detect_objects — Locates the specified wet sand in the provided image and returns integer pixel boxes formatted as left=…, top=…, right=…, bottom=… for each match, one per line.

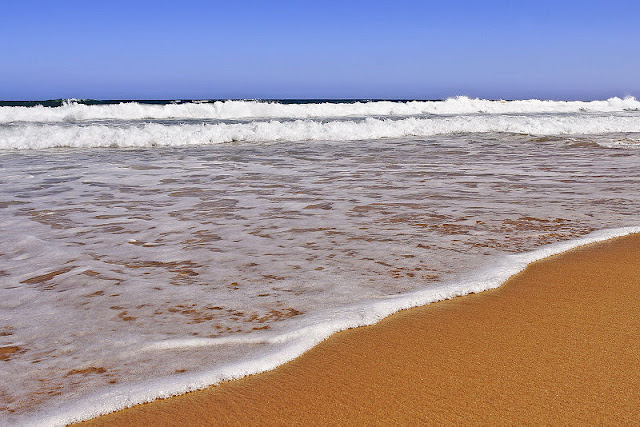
left=83, top=233, right=640, bottom=425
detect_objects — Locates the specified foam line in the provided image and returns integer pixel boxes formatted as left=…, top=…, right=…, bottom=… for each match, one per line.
left=2, top=114, right=640, bottom=150
left=1, top=97, right=638, bottom=124
left=18, top=226, right=640, bottom=427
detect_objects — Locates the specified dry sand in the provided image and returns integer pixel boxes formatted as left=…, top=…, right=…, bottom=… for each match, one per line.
left=83, top=233, right=640, bottom=425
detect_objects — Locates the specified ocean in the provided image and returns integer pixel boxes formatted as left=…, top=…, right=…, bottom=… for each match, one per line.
left=1, top=97, right=639, bottom=425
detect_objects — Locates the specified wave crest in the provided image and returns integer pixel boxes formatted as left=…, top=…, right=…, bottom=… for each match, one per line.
left=1, top=96, right=639, bottom=123
left=2, top=115, right=640, bottom=150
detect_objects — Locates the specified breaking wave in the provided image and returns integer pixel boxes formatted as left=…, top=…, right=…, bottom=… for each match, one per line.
left=2, top=114, right=640, bottom=150
left=1, top=96, right=639, bottom=123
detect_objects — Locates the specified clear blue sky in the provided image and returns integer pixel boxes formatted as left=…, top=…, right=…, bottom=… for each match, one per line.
left=1, top=0, right=638, bottom=100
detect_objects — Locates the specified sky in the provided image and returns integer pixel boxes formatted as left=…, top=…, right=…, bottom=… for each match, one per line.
left=1, top=0, right=639, bottom=100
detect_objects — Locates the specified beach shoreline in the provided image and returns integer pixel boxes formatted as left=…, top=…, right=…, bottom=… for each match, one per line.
left=80, top=233, right=640, bottom=425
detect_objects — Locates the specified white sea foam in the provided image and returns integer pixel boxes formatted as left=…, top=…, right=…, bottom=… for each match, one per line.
left=1, top=97, right=639, bottom=124
left=2, top=102, right=639, bottom=425
left=2, top=114, right=640, bottom=150
left=18, top=227, right=640, bottom=427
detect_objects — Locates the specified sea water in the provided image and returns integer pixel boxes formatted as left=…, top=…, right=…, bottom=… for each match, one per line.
left=1, top=97, right=639, bottom=425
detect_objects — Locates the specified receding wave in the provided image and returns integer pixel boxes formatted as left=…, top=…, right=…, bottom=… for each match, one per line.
left=2, top=114, right=640, bottom=150
left=18, top=227, right=640, bottom=426
left=1, top=96, right=639, bottom=123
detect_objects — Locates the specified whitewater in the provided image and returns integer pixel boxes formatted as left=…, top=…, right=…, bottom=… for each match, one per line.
left=2, top=97, right=640, bottom=150
left=1, top=98, right=639, bottom=425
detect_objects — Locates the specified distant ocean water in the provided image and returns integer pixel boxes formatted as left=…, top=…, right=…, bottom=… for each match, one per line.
left=1, top=97, right=639, bottom=425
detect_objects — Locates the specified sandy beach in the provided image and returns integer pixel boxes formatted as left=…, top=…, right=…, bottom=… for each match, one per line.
left=79, top=233, right=640, bottom=425
left=4, top=1, right=640, bottom=424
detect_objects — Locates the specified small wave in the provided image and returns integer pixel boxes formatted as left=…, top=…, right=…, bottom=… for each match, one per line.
left=17, top=226, right=640, bottom=427
left=1, top=96, right=639, bottom=124
left=2, top=115, right=640, bottom=150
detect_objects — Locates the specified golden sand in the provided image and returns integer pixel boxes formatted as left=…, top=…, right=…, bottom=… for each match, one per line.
left=83, top=234, right=640, bottom=425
